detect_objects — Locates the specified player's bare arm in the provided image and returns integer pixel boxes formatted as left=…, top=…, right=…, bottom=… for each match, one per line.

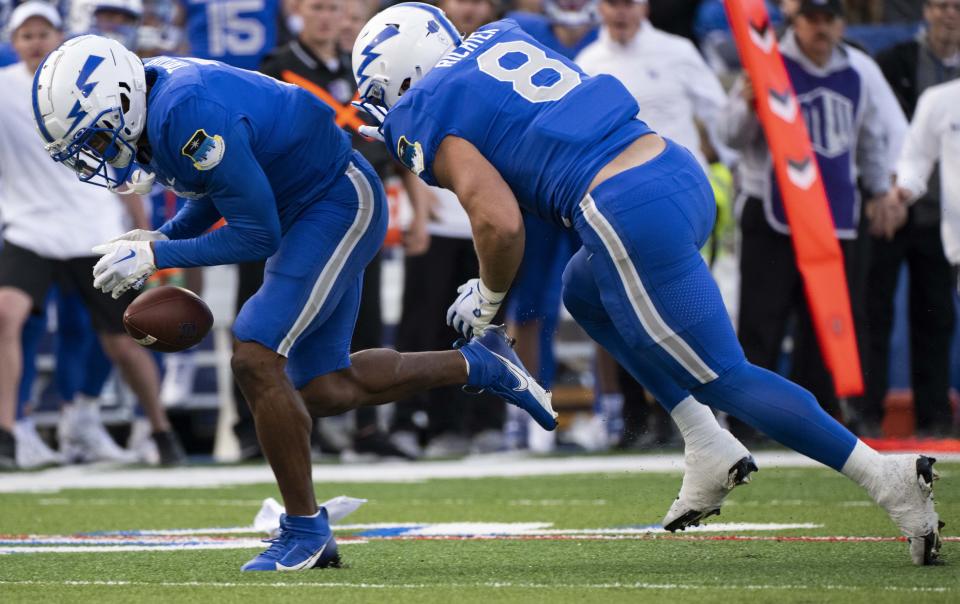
left=434, top=135, right=524, bottom=293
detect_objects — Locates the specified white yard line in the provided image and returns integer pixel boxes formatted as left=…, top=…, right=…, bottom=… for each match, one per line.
left=0, top=523, right=823, bottom=542
left=4, top=451, right=958, bottom=493
left=0, top=579, right=951, bottom=592
left=0, top=540, right=369, bottom=554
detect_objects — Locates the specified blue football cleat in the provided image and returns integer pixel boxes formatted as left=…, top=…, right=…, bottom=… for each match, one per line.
left=458, top=326, right=558, bottom=431
left=241, top=508, right=340, bottom=571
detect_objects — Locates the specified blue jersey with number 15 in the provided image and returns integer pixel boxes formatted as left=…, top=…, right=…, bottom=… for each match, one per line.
left=183, top=0, right=279, bottom=70
left=382, top=19, right=653, bottom=225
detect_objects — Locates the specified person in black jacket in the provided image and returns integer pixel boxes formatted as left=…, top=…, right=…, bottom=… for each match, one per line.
left=867, top=0, right=960, bottom=437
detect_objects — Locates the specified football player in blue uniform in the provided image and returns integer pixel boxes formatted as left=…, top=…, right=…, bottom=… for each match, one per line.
left=176, top=0, right=281, bottom=70
left=509, top=0, right=600, bottom=58
left=33, top=34, right=556, bottom=571
left=352, top=3, right=943, bottom=565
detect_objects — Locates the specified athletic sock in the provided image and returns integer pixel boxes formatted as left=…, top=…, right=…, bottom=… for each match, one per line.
left=840, top=439, right=884, bottom=492
left=670, top=395, right=722, bottom=449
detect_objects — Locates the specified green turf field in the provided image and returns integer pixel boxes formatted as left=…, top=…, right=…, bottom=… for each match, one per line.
left=0, top=461, right=956, bottom=603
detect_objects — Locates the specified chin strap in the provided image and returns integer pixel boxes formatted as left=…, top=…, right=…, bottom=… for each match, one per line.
left=111, top=167, right=156, bottom=195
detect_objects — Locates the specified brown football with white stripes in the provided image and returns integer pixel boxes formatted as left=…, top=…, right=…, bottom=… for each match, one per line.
left=122, top=286, right=213, bottom=353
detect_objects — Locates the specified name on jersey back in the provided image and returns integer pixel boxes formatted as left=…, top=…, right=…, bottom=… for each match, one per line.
left=436, top=29, right=500, bottom=68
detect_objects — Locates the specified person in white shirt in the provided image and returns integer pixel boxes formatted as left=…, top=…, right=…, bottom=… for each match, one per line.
left=0, top=2, right=182, bottom=469
left=576, top=0, right=729, bottom=169
left=894, top=78, right=960, bottom=274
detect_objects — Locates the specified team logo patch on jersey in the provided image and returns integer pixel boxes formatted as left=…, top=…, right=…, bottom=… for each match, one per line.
left=181, top=129, right=226, bottom=171
left=397, top=136, right=425, bottom=176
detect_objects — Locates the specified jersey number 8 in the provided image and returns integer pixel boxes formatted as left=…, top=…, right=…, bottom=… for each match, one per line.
left=477, top=40, right=581, bottom=103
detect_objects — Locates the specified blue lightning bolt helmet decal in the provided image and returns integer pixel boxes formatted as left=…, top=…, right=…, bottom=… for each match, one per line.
left=356, top=25, right=400, bottom=91
left=64, top=55, right=105, bottom=136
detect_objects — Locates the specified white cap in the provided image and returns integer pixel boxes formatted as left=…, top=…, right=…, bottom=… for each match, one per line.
left=93, top=0, right=144, bottom=19
left=7, top=1, right=63, bottom=36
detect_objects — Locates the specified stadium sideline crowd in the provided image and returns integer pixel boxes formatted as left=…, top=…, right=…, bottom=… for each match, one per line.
left=1, top=0, right=958, bottom=471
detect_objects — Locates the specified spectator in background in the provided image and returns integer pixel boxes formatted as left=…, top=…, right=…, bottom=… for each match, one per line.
left=339, top=0, right=378, bottom=51
left=894, top=81, right=960, bottom=351
left=138, top=0, right=182, bottom=55
left=0, top=2, right=182, bottom=469
left=86, top=0, right=141, bottom=47
left=718, top=0, right=905, bottom=437
left=258, top=0, right=408, bottom=460
left=9, top=0, right=184, bottom=468
left=866, top=0, right=960, bottom=438
left=510, top=0, right=597, bottom=51
left=578, top=0, right=728, bottom=170
left=390, top=0, right=505, bottom=459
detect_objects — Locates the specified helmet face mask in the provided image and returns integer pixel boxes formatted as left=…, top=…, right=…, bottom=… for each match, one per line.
left=352, top=3, right=462, bottom=114
left=50, top=107, right=138, bottom=188
left=32, top=35, right=147, bottom=191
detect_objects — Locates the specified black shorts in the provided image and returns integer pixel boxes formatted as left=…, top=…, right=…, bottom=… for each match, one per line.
left=0, top=240, right=134, bottom=334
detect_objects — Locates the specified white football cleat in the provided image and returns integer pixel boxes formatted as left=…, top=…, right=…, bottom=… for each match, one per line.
left=869, top=455, right=942, bottom=566
left=58, top=400, right=136, bottom=464
left=663, top=429, right=757, bottom=532
left=14, top=417, right=64, bottom=469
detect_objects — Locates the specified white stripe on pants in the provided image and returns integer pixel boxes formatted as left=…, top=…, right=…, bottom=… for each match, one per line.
left=277, top=163, right=376, bottom=356
left=578, top=193, right=718, bottom=384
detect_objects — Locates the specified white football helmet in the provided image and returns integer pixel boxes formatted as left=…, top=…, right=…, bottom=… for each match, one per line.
left=352, top=2, right=462, bottom=114
left=32, top=34, right=147, bottom=189
left=544, top=0, right=599, bottom=27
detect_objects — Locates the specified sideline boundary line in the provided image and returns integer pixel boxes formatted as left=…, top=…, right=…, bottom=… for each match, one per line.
left=3, top=452, right=958, bottom=493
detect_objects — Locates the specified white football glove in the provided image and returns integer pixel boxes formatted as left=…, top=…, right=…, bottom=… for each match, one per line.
left=107, top=229, right=169, bottom=243
left=92, top=240, right=158, bottom=299
left=111, top=167, right=156, bottom=195
left=446, top=278, right=506, bottom=339
left=358, top=125, right=385, bottom=143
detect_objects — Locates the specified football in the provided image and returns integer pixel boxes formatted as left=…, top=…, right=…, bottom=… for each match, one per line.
left=122, top=286, right=214, bottom=353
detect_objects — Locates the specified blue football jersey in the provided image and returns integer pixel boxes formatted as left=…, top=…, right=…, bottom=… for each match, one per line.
left=506, top=11, right=598, bottom=59
left=382, top=19, right=652, bottom=225
left=143, top=56, right=352, bottom=267
left=0, top=43, right=16, bottom=68
left=181, top=0, right=279, bottom=70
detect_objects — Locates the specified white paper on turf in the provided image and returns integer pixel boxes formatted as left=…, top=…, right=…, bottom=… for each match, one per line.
left=253, top=495, right=368, bottom=537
